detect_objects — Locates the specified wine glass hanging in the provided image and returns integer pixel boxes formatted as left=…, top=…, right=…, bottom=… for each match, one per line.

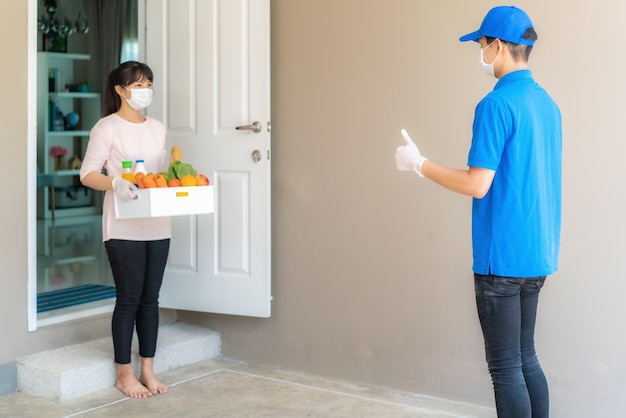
left=38, top=0, right=89, bottom=52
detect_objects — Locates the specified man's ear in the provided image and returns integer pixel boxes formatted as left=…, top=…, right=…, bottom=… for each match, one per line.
left=496, top=38, right=506, bottom=54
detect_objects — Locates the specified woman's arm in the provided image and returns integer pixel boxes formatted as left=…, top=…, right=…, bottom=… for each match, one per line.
left=81, top=170, right=114, bottom=191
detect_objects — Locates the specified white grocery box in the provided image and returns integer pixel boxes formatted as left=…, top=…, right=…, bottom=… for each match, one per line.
left=114, top=186, right=214, bottom=219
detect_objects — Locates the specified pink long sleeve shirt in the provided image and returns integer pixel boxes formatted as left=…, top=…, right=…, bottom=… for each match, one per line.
left=80, top=113, right=171, bottom=242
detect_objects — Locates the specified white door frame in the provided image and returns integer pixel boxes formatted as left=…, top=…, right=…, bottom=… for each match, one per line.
left=26, top=0, right=148, bottom=331
left=27, top=0, right=38, bottom=332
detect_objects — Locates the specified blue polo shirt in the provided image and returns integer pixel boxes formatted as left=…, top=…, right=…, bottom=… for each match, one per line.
left=468, top=70, right=562, bottom=277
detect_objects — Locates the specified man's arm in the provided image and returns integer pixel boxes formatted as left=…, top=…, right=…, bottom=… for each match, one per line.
left=395, top=129, right=495, bottom=199
left=421, top=161, right=495, bottom=199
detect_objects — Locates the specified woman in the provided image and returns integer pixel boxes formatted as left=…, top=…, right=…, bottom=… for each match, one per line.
left=80, top=61, right=170, bottom=399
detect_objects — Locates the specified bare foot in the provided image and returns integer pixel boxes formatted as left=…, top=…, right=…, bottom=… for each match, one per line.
left=140, top=370, right=168, bottom=395
left=116, top=364, right=153, bottom=399
left=140, top=357, right=168, bottom=395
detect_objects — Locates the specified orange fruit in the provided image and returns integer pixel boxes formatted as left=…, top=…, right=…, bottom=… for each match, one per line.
left=180, top=174, right=197, bottom=186
left=155, top=174, right=168, bottom=187
left=134, top=172, right=145, bottom=189
left=167, top=178, right=181, bottom=187
left=143, top=173, right=157, bottom=188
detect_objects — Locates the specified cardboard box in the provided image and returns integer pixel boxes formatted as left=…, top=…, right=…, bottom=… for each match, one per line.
left=114, top=186, right=214, bottom=219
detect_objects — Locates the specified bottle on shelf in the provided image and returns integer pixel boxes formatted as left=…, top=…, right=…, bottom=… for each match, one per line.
left=121, top=161, right=135, bottom=183
left=134, top=159, right=147, bottom=175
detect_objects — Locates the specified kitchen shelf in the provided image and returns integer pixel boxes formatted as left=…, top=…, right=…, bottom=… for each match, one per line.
left=37, top=51, right=102, bottom=220
left=53, top=170, right=81, bottom=177
left=36, top=54, right=112, bottom=310
left=50, top=92, right=101, bottom=99
left=47, top=130, right=90, bottom=137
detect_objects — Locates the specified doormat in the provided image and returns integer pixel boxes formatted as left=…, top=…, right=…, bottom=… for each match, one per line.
left=37, top=284, right=116, bottom=313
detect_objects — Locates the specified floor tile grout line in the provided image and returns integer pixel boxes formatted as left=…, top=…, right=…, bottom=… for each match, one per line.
left=62, top=398, right=128, bottom=418
left=168, top=368, right=229, bottom=388
left=62, top=369, right=228, bottom=418
left=225, top=370, right=467, bottom=418
left=62, top=366, right=486, bottom=418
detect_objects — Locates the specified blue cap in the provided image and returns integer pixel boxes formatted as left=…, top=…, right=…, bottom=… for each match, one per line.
left=459, top=6, right=535, bottom=46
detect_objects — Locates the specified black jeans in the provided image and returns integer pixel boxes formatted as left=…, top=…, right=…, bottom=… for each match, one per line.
left=474, top=274, right=549, bottom=418
left=105, top=239, right=170, bottom=364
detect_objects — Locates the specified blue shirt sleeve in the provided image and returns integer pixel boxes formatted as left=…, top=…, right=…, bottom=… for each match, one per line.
left=467, top=96, right=510, bottom=171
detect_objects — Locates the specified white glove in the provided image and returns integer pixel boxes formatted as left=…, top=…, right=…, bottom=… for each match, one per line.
left=395, top=129, right=427, bottom=177
left=112, top=177, right=137, bottom=201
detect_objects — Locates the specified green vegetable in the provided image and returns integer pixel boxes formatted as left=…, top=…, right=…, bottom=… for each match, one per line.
left=168, top=160, right=197, bottom=180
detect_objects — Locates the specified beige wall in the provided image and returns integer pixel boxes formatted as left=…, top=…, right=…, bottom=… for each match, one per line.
left=184, top=1, right=626, bottom=415
left=1, top=0, right=30, bottom=362
left=0, top=0, right=112, bottom=367
left=3, top=0, right=626, bottom=415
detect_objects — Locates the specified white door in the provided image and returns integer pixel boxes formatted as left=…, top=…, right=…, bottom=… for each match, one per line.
left=145, top=0, right=271, bottom=317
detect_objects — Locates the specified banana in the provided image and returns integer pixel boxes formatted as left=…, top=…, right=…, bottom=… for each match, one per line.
left=170, top=145, right=182, bottom=164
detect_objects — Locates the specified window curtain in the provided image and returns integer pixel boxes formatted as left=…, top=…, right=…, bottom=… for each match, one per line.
left=121, top=0, right=139, bottom=63
left=94, top=0, right=129, bottom=107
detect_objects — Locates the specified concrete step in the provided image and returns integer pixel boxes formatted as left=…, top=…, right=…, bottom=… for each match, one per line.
left=16, top=322, right=220, bottom=401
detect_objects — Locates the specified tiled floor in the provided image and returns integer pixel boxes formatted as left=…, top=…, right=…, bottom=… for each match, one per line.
left=0, top=358, right=496, bottom=417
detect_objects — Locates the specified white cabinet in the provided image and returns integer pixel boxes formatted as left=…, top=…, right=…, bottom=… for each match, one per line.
left=37, top=52, right=102, bottom=220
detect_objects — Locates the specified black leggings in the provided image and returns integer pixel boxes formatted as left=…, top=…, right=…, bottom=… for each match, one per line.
left=104, top=239, right=170, bottom=364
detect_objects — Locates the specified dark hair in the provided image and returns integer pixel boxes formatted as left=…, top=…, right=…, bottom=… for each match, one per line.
left=486, top=28, right=537, bottom=62
left=103, top=61, right=154, bottom=116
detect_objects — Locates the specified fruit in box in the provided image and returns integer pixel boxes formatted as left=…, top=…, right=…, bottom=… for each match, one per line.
left=130, top=145, right=210, bottom=188
left=196, top=174, right=209, bottom=186
left=166, top=145, right=209, bottom=186
left=155, top=174, right=168, bottom=187
left=180, top=175, right=197, bottom=187
left=168, top=160, right=197, bottom=181
left=115, top=145, right=213, bottom=219
left=170, top=145, right=182, bottom=164
left=142, top=173, right=157, bottom=188
left=134, top=172, right=145, bottom=188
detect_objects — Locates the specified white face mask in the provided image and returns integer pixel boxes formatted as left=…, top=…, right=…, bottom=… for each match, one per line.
left=480, top=41, right=500, bottom=77
left=125, top=88, right=153, bottom=110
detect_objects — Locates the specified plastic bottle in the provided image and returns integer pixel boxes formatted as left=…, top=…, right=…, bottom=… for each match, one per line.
left=134, top=159, right=147, bottom=175
left=121, top=161, right=135, bottom=183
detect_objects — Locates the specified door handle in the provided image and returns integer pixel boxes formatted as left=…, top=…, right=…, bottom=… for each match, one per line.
left=236, top=121, right=262, bottom=133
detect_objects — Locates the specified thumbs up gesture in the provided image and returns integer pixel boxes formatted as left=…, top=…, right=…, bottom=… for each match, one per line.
left=395, top=129, right=427, bottom=177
